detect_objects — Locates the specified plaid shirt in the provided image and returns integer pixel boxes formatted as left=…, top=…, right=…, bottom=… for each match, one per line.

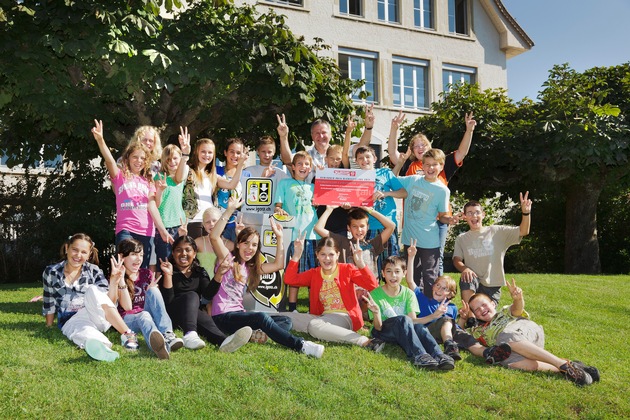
left=42, top=261, right=109, bottom=317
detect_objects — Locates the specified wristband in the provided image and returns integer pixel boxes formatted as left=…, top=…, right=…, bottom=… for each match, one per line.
left=366, top=127, right=373, bottom=130
left=522, top=212, right=530, bottom=216
left=118, top=285, right=127, bottom=290
left=182, top=153, right=190, bottom=156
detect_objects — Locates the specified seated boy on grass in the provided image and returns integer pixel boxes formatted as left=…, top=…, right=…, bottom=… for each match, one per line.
left=363, top=256, right=455, bottom=370
left=458, top=278, right=600, bottom=386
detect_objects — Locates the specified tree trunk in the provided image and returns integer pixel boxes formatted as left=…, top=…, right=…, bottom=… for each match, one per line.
left=564, top=180, right=604, bottom=273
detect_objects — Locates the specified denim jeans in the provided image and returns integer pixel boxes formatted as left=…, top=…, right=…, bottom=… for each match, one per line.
left=123, top=287, right=173, bottom=351
left=154, top=226, right=180, bottom=270
left=213, top=311, right=303, bottom=352
left=115, top=230, right=153, bottom=269
left=371, top=315, right=442, bottom=360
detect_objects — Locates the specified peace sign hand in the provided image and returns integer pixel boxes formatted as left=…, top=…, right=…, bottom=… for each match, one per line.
left=155, top=172, right=168, bottom=193
left=346, top=114, right=357, bottom=133
left=350, top=239, right=365, bottom=268
left=159, top=258, right=173, bottom=276
left=362, top=293, right=380, bottom=313
left=364, top=103, right=375, bottom=129
left=390, top=110, right=406, bottom=130
left=91, top=119, right=105, bottom=143
left=276, top=114, right=289, bottom=138
left=465, top=112, right=477, bottom=131
left=507, top=277, right=522, bottom=300
left=459, top=300, right=471, bottom=320
left=109, top=254, right=125, bottom=285
left=291, top=231, right=306, bottom=262
left=407, top=238, right=417, bottom=259
left=178, top=126, right=191, bottom=155
left=520, top=191, right=532, bottom=214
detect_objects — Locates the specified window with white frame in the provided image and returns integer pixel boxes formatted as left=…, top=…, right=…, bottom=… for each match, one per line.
left=265, top=0, right=303, bottom=6
left=340, top=0, right=362, bottom=16
left=448, top=0, right=468, bottom=35
left=413, top=0, right=433, bottom=29
left=377, top=0, right=399, bottom=23
left=393, top=57, right=429, bottom=110
left=338, top=48, right=378, bottom=103
left=442, top=64, right=476, bottom=92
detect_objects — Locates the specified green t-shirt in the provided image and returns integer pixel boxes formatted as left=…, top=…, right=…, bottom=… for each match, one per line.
left=369, top=286, right=419, bottom=322
left=154, top=172, right=186, bottom=228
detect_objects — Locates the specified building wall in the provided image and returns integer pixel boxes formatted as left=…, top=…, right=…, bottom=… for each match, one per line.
left=240, top=0, right=530, bottom=142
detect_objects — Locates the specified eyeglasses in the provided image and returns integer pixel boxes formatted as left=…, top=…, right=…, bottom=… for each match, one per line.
left=465, top=211, right=483, bottom=217
left=433, top=284, right=450, bottom=293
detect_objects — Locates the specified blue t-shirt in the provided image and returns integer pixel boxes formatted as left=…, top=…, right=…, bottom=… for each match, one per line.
left=370, top=167, right=403, bottom=230
left=414, top=287, right=458, bottom=325
left=274, top=178, right=319, bottom=240
left=397, top=175, right=449, bottom=248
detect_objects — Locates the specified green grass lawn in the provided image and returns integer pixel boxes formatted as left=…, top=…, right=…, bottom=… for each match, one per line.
left=1, top=274, right=628, bottom=419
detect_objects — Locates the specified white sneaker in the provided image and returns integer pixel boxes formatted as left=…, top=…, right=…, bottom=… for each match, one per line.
left=219, top=326, right=253, bottom=353
left=164, top=331, right=184, bottom=353
left=84, top=339, right=119, bottom=362
left=301, top=340, right=324, bottom=358
left=183, top=331, right=206, bottom=350
left=149, top=331, right=170, bottom=360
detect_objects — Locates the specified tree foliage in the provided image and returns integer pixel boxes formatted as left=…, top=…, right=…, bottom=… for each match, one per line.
left=0, top=0, right=359, bottom=280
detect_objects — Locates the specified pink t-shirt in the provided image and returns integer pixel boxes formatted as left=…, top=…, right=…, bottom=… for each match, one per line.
left=111, top=171, right=156, bottom=236
left=211, top=263, right=248, bottom=316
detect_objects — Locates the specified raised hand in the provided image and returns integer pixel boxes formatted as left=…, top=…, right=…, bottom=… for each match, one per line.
left=350, top=239, right=364, bottom=267
left=148, top=273, right=162, bottom=289
left=215, top=253, right=234, bottom=279
left=235, top=213, right=245, bottom=237
left=155, top=172, right=167, bottom=193
left=237, top=147, right=250, bottom=166
left=407, top=238, right=417, bottom=260
left=177, top=217, right=188, bottom=238
left=507, top=277, right=523, bottom=300
left=227, top=195, right=244, bottom=211
left=109, top=254, right=125, bottom=285
left=465, top=112, right=477, bottom=132
left=91, top=119, right=105, bottom=143
left=390, top=110, right=406, bottom=131
left=364, top=103, right=375, bottom=129
left=274, top=206, right=289, bottom=216
left=269, top=217, right=283, bottom=240
left=178, top=126, right=191, bottom=155
left=160, top=258, right=173, bottom=276
left=346, top=114, right=357, bottom=133
left=276, top=114, right=289, bottom=138
left=435, top=299, right=448, bottom=317
left=262, top=163, right=277, bottom=178
left=291, top=231, right=306, bottom=261
left=459, top=300, right=471, bottom=320
left=362, top=293, right=380, bottom=313
left=520, top=191, right=532, bottom=214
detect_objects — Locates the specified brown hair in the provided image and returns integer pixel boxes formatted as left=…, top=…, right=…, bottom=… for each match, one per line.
left=422, top=148, right=446, bottom=165
left=292, top=151, right=313, bottom=167
left=159, top=144, right=182, bottom=174
left=382, top=255, right=406, bottom=271
left=60, top=233, right=99, bottom=266
left=354, top=145, right=376, bottom=160
left=257, top=136, right=276, bottom=149
left=232, top=227, right=263, bottom=292
left=463, top=200, right=483, bottom=213
left=409, top=133, right=432, bottom=162
left=347, top=208, right=369, bottom=223
left=116, top=238, right=145, bottom=301
left=189, top=138, right=218, bottom=188
left=434, top=275, right=457, bottom=299
left=315, top=236, right=340, bottom=254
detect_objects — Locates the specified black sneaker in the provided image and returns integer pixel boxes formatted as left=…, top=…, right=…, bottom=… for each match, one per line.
left=483, top=343, right=512, bottom=365
left=434, top=353, right=455, bottom=371
left=413, top=353, right=439, bottom=370
left=573, top=360, right=600, bottom=383
left=444, top=339, right=462, bottom=361
left=365, top=338, right=386, bottom=353
left=560, top=361, right=593, bottom=386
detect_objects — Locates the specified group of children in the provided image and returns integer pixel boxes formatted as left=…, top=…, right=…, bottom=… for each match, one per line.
left=41, top=112, right=599, bottom=386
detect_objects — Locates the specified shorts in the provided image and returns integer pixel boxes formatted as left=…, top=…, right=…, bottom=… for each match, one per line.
left=496, top=319, right=545, bottom=367
left=426, top=316, right=456, bottom=343
left=459, top=278, right=502, bottom=303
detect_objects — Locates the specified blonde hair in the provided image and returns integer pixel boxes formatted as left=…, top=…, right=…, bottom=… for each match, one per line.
left=409, top=134, right=432, bottom=162
left=327, top=144, right=343, bottom=156
left=120, top=142, right=152, bottom=181
left=132, top=126, right=162, bottom=163
left=422, top=148, right=446, bottom=165
left=159, top=144, right=182, bottom=174
left=435, top=275, right=457, bottom=299
left=202, top=206, right=222, bottom=223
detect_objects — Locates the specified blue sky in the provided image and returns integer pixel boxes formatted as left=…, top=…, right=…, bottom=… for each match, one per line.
left=503, top=0, right=630, bottom=102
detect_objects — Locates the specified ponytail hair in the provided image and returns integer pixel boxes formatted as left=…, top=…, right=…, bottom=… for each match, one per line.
left=60, top=233, right=99, bottom=265
left=116, top=238, right=144, bottom=301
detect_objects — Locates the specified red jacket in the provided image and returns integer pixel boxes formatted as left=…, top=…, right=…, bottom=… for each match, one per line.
left=284, top=261, right=378, bottom=331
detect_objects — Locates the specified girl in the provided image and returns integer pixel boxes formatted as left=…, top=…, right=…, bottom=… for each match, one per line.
left=116, top=238, right=184, bottom=359
left=160, top=236, right=252, bottom=352
left=42, top=233, right=139, bottom=361
left=283, top=236, right=383, bottom=351
left=274, top=151, right=320, bottom=312
left=216, top=138, right=247, bottom=242
left=210, top=197, right=324, bottom=358
left=153, top=127, right=192, bottom=269
left=130, top=125, right=163, bottom=176
left=186, top=138, right=247, bottom=239
left=91, top=120, right=172, bottom=268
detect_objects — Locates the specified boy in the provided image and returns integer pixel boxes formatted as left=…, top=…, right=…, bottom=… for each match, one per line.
left=355, top=145, right=407, bottom=273
left=459, top=279, right=599, bottom=386
left=364, top=256, right=455, bottom=370
left=274, top=151, right=320, bottom=312
left=314, top=205, right=395, bottom=276
left=453, top=192, right=531, bottom=304
left=241, top=136, right=289, bottom=215
left=397, top=149, right=456, bottom=297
